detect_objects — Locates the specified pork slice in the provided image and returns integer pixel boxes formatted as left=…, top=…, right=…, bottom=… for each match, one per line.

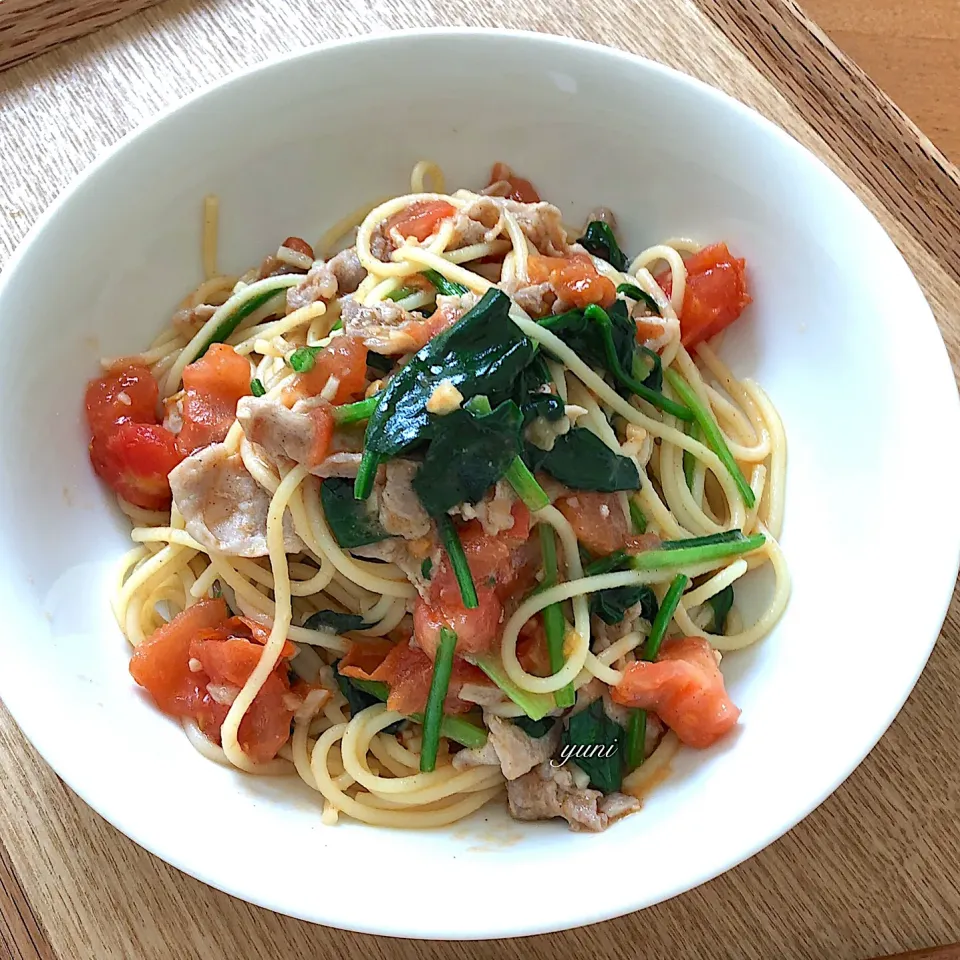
left=435, top=291, right=479, bottom=321
left=340, top=299, right=423, bottom=355
left=499, top=278, right=556, bottom=318
left=450, top=480, right=516, bottom=536
left=285, top=246, right=367, bottom=313
left=460, top=196, right=569, bottom=257
left=598, top=792, right=641, bottom=822
left=506, top=761, right=610, bottom=832
left=378, top=460, right=431, bottom=540
left=169, top=442, right=302, bottom=557
left=350, top=536, right=438, bottom=599
left=453, top=715, right=561, bottom=781
left=327, top=247, right=366, bottom=295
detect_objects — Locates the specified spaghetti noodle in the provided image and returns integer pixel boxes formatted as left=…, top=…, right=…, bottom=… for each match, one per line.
left=84, top=161, right=789, bottom=831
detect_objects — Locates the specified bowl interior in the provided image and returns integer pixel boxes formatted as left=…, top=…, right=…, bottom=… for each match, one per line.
left=0, top=31, right=957, bottom=938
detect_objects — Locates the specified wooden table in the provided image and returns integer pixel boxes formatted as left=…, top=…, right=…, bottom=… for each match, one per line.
left=1, top=2, right=958, bottom=959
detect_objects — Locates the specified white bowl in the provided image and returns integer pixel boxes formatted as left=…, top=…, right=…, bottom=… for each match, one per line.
left=0, top=29, right=957, bottom=939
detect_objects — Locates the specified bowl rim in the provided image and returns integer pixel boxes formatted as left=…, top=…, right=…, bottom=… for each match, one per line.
left=1, top=26, right=958, bottom=938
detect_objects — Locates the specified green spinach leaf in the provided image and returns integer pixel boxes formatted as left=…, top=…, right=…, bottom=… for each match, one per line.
left=333, top=663, right=403, bottom=733
left=591, top=584, right=658, bottom=626
left=320, top=477, right=391, bottom=548
left=577, top=221, right=628, bottom=272
left=707, top=584, right=734, bottom=634
left=356, top=290, right=536, bottom=497
left=412, top=399, right=523, bottom=517
left=512, top=716, right=557, bottom=738
left=561, top=700, right=624, bottom=792
left=525, top=428, right=640, bottom=492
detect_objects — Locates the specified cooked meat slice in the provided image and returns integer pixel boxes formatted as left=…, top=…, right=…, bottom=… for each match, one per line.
left=506, top=761, right=610, bottom=831
left=453, top=715, right=561, bottom=780
left=459, top=196, right=569, bottom=257
left=378, top=460, right=431, bottom=540
left=169, top=442, right=302, bottom=557
left=499, top=277, right=556, bottom=318
left=447, top=211, right=490, bottom=248
left=435, top=291, right=479, bottom=320
left=340, top=299, right=424, bottom=355
left=172, top=303, right=216, bottom=337
left=326, top=247, right=366, bottom=295
left=351, top=537, right=438, bottom=598
left=598, top=792, right=641, bottom=822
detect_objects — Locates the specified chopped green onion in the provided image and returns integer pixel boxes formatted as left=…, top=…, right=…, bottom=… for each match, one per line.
left=438, top=515, right=478, bottom=609
left=250, top=378, right=266, bottom=398
left=465, top=395, right=549, bottom=511
left=540, top=524, right=575, bottom=709
left=629, top=531, right=765, bottom=571
left=289, top=345, right=322, bottom=372
left=420, top=626, right=457, bottom=772
left=582, top=305, right=693, bottom=421
left=629, top=498, right=647, bottom=534
left=194, top=275, right=299, bottom=358
left=334, top=394, right=381, bottom=425
left=350, top=674, right=487, bottom=748
left=384, top=285, right=417, bottom=302
left=471, top=653, right=555, bottom=721
left=624, top=708, right=646, bottom=770
left=422, top=269, right=469, bottom=297
left=616, top=282, right=662, bottom=316
left=664, top=368, right=756, bottom=508
left=644, top=573, right=688, bottom=661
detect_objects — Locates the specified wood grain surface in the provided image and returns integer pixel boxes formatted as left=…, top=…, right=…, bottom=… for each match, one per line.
left=0, top=1, right=958, bottom=959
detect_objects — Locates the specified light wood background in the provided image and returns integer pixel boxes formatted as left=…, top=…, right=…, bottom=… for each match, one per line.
left=0, top=1, right=959, bottom=959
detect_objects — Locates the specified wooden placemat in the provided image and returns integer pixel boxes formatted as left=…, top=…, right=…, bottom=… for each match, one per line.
left=0, top=1, right=958, bottom=958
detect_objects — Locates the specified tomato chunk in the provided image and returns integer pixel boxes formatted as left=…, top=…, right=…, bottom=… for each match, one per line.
left=339, top=637, right=487, bottom=715
left=90, top=421, right=183, bottom=509
left=611, top=636, right=741, bottom=748
left=294, top=335, right=368, bottom=404
left=385, top=200, right=456, bottom=244
left=85, top=363, right=158, bottom=435
left=528, top=253, right=615, bottom=310
left=129, top=599, right=296, bottom=764
left=489, top=162, right=541, bottom=203
left=659, top=242, right=750, bottom=349
left=178, top=343, right=251, bottom=455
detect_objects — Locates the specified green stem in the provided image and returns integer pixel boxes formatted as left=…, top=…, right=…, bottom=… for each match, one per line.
left=471, top=654, right=555, bottom=721
left=664, top=368, right=756, bottom=508
left=584, top=549, right=629, bottom=577
left=661, top=530, right=748, bottom=550
left=644, top=573, right=688, bottom=661
left=422, top=269, right=469, bottom=297
left=384, top=285, right=417, bottom=302
left=540, top=524, right=575, bottom=708
left=616, top=282, right=662, bottom=317
left=419, top=627, right=457, bottom=772
left=624, top=708, right=647, bottom=770
left=334, top=394, right=381, bottom=425
left=581, top=305, right=694, bottom=421
left=250, top=378, right=266, bottom=398
left=629, top=497, right=647, bottom=534
left=347, top=678, right=487, bottom=748
left=353, top=450, right=380, bottom=501
left=683, top=422, right=700, bottom=489
left=437, top=515, right=478, bottom=609
left=628, top=531, right=765, bottom=571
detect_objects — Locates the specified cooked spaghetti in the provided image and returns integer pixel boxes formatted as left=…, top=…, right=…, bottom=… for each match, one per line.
left=84, top=161, right=789, bottom=831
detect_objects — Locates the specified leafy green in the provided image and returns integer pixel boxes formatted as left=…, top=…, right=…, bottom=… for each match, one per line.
left=629, top=498, right=647, bottom=534
left=643, top=574, right=688, bottom=661
left=437, top=515, right=478, bottom=609
left=561, top=700, right=624, bottom=793
left=584, top=549, right=659, bottom=626
left=366, top=352, right=394, bottom=374
left=422, top=269, right=469, bottom=296
left=303, top=610, right=371, bottom=634
left=384, top=285, right=417, bottom=302
left=511, top=354, right=565, bottom=426
left=250, top=378, right=266, bottom=398
left=289, top=345, right=321, bottom=372
left=512, top=716, right=557, bottom=738
left=421, top=627, right=457, bottom=772
left=525, top=428, right=640, bottom=492
left=195, top=276, right=298, bottom=358
left=539, top=524, right=575, bottom=708
left=578, top=221, right=628, bottom=271
left=320, top=477, right=391, bottom=549
left=629, top=532, right=765, bottom=571
left=591, top=584, right=658, bottom=626
left=412, top=400, right=523, bottom=517
left=333, top=667, right=403, bottom=733
left=616, top=282, right=661, bottom=317
left=471, top=654, right=555, bottom=720
left=634, top=346, right=662, bottom=392
left=355, top=290, right=536, bottom=498
left=420, top=557, right=433, bottom=580
left=707, top=584, right=734, bottom=635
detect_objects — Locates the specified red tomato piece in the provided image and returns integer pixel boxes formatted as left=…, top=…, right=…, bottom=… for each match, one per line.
left=555, top=492, right=628, bottom=557
left=85, top=363, right=159, bottom=435
left=385, top=200, right=456, bottom=244
left=294, top=335, right=368, bottom=405
left=659, top=242, right=751, bottom=349
left=129, top=598, right=228, bottom=714
left=528, top=253, right=616, bottom=310
left=90, top=421, right=183, bottom=509
left=489, top=162, right=541, bottom=203
left=414, top=584, right=503, bottom=660
left=611, top=636, right=741, bottom=748
left=341, top=637, right=486, bottom=716
left=177, top=343, right=252, bottom=455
